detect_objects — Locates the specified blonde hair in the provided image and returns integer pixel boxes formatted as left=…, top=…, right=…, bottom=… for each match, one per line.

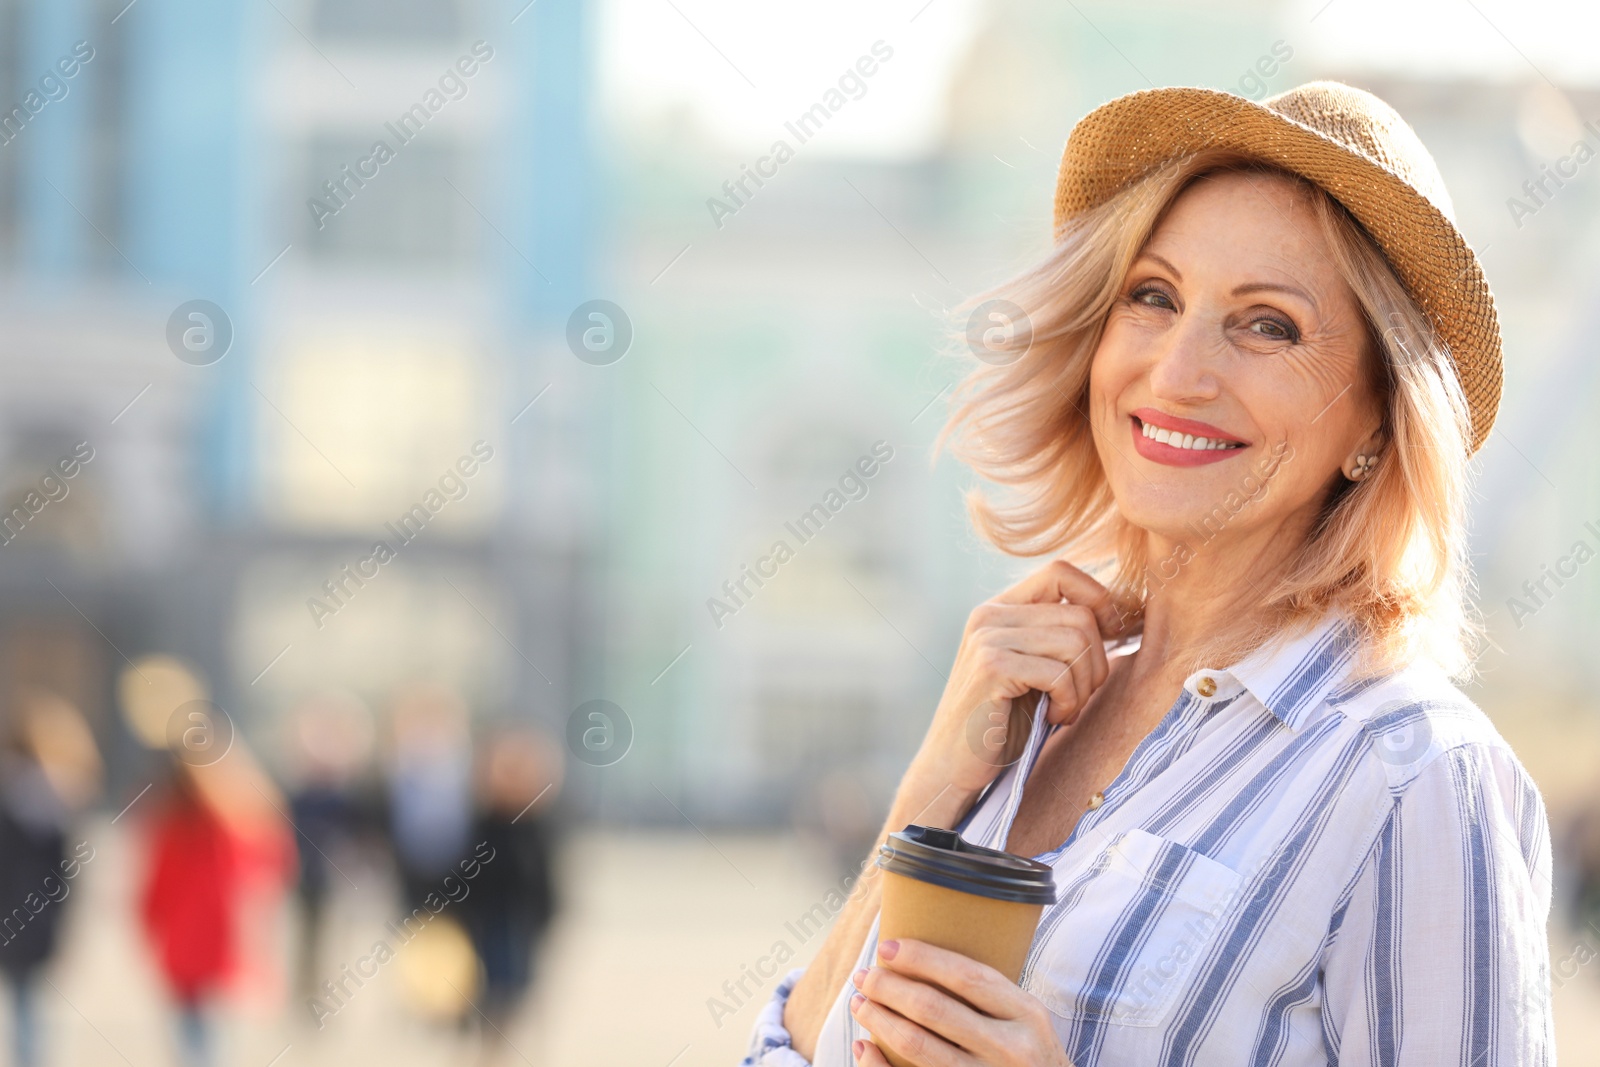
left=935, top=148, right=1480, bottom=681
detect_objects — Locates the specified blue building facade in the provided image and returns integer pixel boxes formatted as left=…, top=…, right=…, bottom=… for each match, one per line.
left=0, top=0, right=596, bottom=784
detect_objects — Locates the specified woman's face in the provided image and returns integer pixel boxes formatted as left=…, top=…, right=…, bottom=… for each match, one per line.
left=1088, top=169, right=1382, bottom=554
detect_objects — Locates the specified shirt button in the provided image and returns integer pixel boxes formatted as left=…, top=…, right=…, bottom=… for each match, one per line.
left=1196, top=675, right=1217, bottom=698
left=1086, top=791, right=1105, bottom=810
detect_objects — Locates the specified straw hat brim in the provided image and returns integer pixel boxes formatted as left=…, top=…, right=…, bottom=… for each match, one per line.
left=1053, top=86, right=1501, bottom=455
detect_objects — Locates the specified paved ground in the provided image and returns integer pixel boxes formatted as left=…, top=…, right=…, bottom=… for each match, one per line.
left=5, top=818, right=1598, bottom=1066
left=3, top=818, right=850, bottom=1067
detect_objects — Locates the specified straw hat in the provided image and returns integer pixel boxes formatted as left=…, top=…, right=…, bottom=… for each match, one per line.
left=1053, top=80, right=1501, bottom=455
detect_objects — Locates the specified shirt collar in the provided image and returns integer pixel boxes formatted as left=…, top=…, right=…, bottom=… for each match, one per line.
left=1220, top=609, right=1361, bottom=731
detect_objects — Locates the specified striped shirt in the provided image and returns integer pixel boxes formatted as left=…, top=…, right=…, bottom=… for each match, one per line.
left=741, top=609, right=1554, bottom=1066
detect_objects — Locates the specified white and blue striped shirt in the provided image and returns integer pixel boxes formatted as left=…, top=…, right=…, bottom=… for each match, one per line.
left=743, top=609, right=1554, bottom=1066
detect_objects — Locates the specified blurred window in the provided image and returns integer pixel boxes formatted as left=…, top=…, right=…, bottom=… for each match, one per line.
left=301, top=133, right=472, bottom=263
left=256, top=332, right=500, bottom=533
left=311, top=0, right=465, bottom=43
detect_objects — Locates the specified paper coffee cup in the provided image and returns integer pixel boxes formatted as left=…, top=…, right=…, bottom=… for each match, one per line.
left=871, top=825, right=1055, bottom=1067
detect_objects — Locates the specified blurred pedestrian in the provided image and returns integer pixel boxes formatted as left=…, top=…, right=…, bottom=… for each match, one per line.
left=0, top=689, right=101, bottom=1067
left=1561, top=794, right=1600, bottom=937
left=384, top=683, right=472, bottom=911
left=282, top=691, right=376, bottom=1003
left=460, top=728, right=562, bottom=1060
left=138, top=739, right=294, bottom=1067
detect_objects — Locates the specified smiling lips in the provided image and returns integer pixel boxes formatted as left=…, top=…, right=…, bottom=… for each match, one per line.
left=1130, top=407, right=1249, bottom=467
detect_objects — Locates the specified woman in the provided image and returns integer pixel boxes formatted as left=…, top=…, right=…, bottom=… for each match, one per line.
left=742, top=81, right=1552, bottom=1065
left=140, top=744, right=294, bottom=1066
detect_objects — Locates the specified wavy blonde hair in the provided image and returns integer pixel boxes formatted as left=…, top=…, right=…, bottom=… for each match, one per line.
left=935, top=148, right=1481, bottom=681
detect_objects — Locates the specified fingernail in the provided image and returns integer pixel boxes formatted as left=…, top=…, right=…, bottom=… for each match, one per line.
left=850, top=992, right=865, bottom=1012
left=878, top=939, right=899, bottom=960
left=852, top=1039, right=865, bottom=1059
left=852, top=968, right=867, bottom=987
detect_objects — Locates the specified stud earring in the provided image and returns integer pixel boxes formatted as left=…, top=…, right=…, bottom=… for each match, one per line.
left=1350, top=453, right=1378, bottom=480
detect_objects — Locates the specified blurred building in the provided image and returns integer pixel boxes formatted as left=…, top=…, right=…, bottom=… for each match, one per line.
left=2, top=0, right=1598, bottom=830
left=0, top=0, right=595, bottom=791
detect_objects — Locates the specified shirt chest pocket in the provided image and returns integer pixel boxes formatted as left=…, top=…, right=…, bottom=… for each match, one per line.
left=1021, top=828, right=1244, bottom=1028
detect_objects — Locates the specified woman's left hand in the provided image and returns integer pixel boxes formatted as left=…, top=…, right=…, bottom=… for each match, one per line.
left=847, top=939, right=1073, bottom=1067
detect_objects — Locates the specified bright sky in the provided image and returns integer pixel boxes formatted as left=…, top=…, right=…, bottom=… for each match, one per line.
left=598, top=0, right=1600, bottom=159
left=1289, top=0, right=1600, bottom=86
left=597, top=0, right=984, bottom=157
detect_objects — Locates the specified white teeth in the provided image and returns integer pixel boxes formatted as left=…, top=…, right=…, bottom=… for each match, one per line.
left=1138, top=418, right=1241, bottom=451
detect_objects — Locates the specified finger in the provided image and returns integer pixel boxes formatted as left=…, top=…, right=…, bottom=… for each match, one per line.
left=1014, top=620, right=1097, bottom=724
left=849, top=991, right=966, bottom=1067
left=966, top=600, right=1111, bottom=636
left=1041, top=602, right=1110, bottom=695
left=853, top=1038, right=890, bottom=1066
left=976, top=649, right=1089, bottom=721
left=975, top=628, right=1087, bottom=713
left=1059, top=627, right=1108, bottom=723
left=969, top=603, right=1112, bottom=710
left=994, top=559, right=1122, bottom=636
left=1066, top=603, right=1112, bottom=690
left=858, top=965, right=988, bottom=1052
left=1090, top=627, right=1110, bottom=688
left=960, top=604, right=1113, bottom=713
left=1043, top=654, right=1087, bottom=727
left=972, top=621, right=1093, bottom=661
left=875, top=939, right=1029, bottom=1021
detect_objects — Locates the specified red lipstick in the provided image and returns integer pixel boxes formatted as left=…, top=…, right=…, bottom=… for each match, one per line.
left=1130, top=408, right=1249, bottom=467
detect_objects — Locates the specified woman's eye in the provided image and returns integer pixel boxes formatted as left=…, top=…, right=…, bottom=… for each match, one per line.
left=1250, top=316, right=1299, bottom=342
left=1123, top=287, right=1298, bottom=342
left=1130, top=285, right=1174, bottom=310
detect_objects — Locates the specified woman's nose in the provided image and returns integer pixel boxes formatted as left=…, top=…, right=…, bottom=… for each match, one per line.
left=1145, top=313, right=1223, bottom=402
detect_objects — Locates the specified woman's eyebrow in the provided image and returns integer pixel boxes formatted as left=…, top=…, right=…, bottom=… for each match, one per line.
left=1135, top=251, right=1318, bottom=311
left=1231, top=280, right=1318, bottom=311
left=1137, top=251, right=1184, bottom=280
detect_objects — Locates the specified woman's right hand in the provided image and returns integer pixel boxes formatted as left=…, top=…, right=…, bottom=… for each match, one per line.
left=910, top=559, right=1130, bottom=799
left=783, top=560, right=1129, bottom=1060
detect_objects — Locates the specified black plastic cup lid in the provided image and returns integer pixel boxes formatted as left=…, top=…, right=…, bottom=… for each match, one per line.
left=875, top=824, right=1056, bottom=905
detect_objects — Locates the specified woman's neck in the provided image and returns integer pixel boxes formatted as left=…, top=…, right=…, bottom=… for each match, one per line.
left=1131, top=513, right=1308, bottom=678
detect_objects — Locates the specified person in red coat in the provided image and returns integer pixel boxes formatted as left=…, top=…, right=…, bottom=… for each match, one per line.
left=139, top=744, right=293, bottom=1067
left=140, top=767, right=235, bottom=1003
